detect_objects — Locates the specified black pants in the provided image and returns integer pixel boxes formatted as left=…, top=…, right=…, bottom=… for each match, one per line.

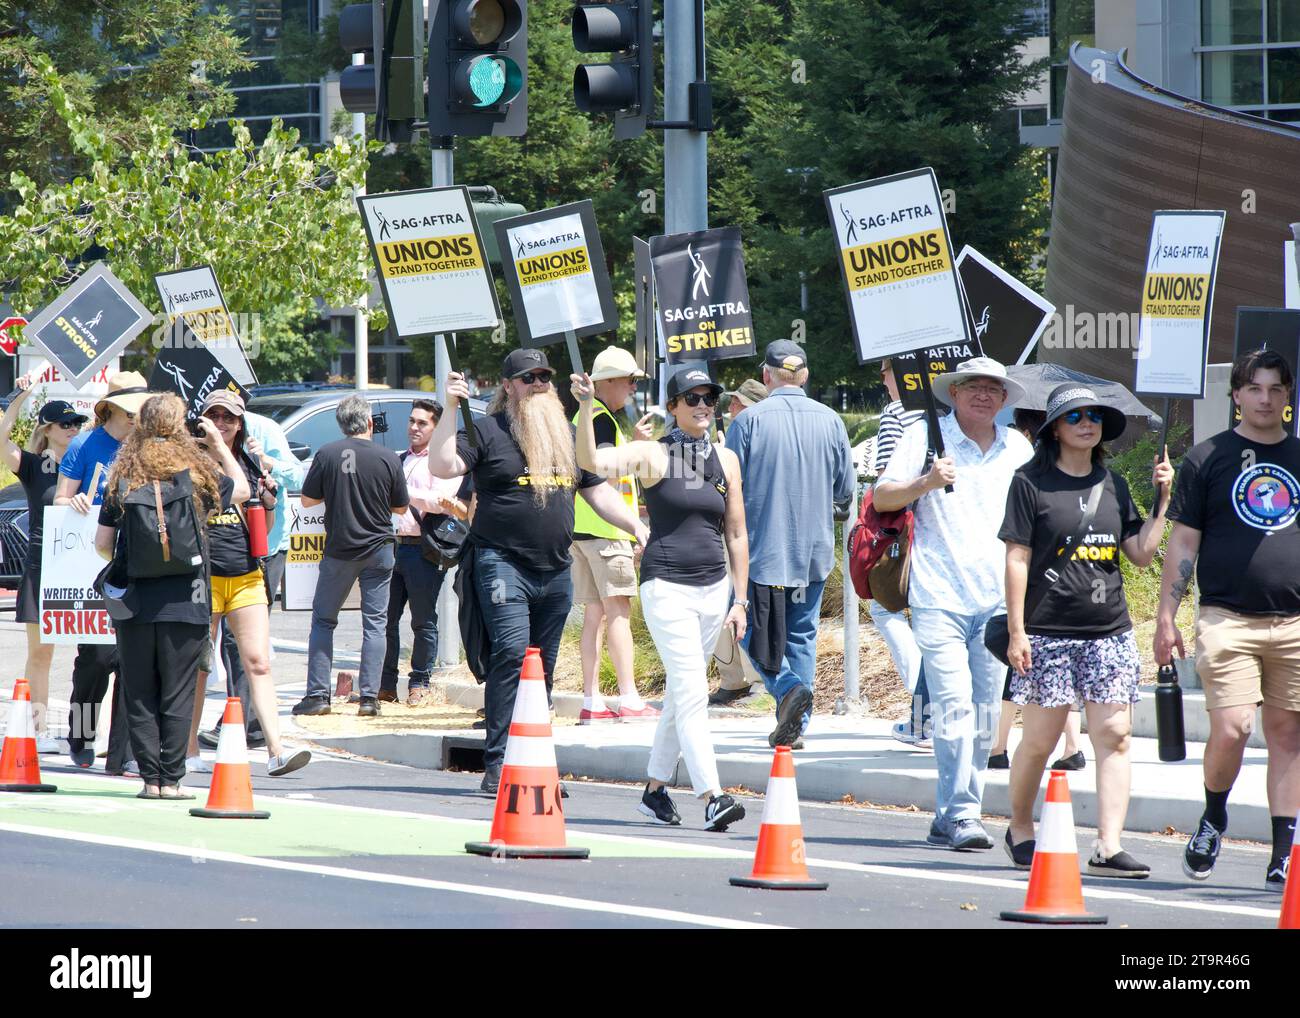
left=67, top=643, right=133, bottom=770
left=117, top=620, right=207, bottom=787
left=218, top=551, right=286, bottom=738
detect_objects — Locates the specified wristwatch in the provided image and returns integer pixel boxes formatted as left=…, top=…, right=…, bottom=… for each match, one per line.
left=735, top=599, right=750, bottom=611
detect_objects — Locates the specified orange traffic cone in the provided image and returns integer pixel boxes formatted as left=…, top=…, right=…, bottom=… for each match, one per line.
left=1277, top=810, right=1300, bottom=929
left=1000, top=770, right=1106, bottom=924
left=190, top=698, right=270, bottom=819
left=466, top=647, right=588, bottom=859
left=730, top=746, right=827, bottom=890
left=0, top=679, right=56, bottom=793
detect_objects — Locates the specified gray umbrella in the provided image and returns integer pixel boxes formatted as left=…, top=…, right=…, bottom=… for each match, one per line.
left=1006, top=362, right=1160, bottom=420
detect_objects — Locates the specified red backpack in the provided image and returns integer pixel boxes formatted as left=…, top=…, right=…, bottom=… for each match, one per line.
left=847, top=488, right=914, bottom=612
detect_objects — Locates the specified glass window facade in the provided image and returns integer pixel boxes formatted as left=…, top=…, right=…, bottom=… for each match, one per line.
left=197, top=1, right=323, bottom=150
left=1200, top=0, right=1300, bottom=120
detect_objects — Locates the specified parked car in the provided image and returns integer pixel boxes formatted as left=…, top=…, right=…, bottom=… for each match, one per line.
left=0, top=483, right=30, bottom=589
left=246, top=388, right=488, bottom=490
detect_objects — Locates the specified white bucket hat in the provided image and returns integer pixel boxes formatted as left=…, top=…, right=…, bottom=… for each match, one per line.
left=931, top=356, right=1026, bottom=408
left=589, top=346, right=645, bottom=382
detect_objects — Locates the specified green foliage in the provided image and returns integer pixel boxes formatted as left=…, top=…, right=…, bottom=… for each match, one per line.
left=840, top=412, right=881, bottom=446
left=361, top=0, right=1047, bottom=385
left=0, top=54, right=377, bottom=373
left=0, top=0, right=250, bottom=196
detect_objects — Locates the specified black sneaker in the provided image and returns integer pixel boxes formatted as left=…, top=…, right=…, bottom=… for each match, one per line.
left=357, top=697, right=380, bottom=718
left=638, top=784, right=681, bottom=825
left=1183, top=816, right=1223, bottom=880
left=1003, top=830, right=1035, bottom=870
left=292, top=696, right=331, bottom=717
left=197, top=727, right=221, bottom=750
left=709, top=686, right=755, bottom=706
left=1265, top=856, right=1290, bottom=893
left=705, top=794, right=745, bottom=832
left=986, top=751, right=1010, bottom=770
left=1051, top=750, right=1086, bottom=771
left=1087, top=841, right=1150, bottom=879
left=481, top=764, right=501, bottom=795
left=70, top=745, right=95, bottom=769
left=769, top=686, right=813, bottom=748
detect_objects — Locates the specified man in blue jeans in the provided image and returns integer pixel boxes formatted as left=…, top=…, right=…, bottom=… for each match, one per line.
left=429, top=349, right=648, bottom=794
left=381, top=399, right=469, bottom=704
left=725, top=340, right=854, bottom=749
left=874, top=357, right=1031, bottom=851
left=291, top=395, right=409, bottom=718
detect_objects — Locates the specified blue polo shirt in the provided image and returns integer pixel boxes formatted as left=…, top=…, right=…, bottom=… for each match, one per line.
left=59, top=428, right=121, bottom=504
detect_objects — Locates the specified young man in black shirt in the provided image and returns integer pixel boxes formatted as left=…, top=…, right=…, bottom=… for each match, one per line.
left=430, top=349, right=648, bottom=793
left=1157, top=348, right=1300, bottom=890
left=292, top=395, right=409, bottom=718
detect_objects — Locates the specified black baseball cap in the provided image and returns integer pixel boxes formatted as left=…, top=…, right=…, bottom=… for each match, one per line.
left=501, top=348, right=552, bottom=379
left=764, top=339, right=807, bottom=372
left=38, top=400, right=88, bottom=427
left=666, top=365, right=723, bottom=400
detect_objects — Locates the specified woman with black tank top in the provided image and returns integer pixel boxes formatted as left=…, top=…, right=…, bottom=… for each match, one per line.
left=574, top=365, right=749, bottom=832
left=0, top=374, right=87, bottom=753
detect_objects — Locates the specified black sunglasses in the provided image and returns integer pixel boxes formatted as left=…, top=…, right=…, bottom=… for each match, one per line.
left=517, top=371, right=553, bottom=385
left=678, top=392, right=719, bottom=408
left=1062, top=408, right=1105, bottom=426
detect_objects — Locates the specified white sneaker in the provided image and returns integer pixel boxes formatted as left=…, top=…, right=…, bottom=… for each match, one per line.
left=267, top=748, right=311, bottom=777
left=35, top=735, right=66, bottom=754
left=185, top=755, right=212, bottom=774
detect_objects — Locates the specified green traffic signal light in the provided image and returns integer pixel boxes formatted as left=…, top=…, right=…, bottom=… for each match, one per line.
left=462, top=54, right=523, bottom=107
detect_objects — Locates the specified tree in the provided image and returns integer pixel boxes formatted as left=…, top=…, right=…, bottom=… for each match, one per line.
left=0, top=54, right=376, bottom=379
left=0, top=0, right=249, bottom=198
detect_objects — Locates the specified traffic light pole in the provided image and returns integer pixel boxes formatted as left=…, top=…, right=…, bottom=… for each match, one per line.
left=431, top=140, right=454, bottom=401
left=353, top=53, right=369, bottom=389
left=662, top=0, right=707, bottom=235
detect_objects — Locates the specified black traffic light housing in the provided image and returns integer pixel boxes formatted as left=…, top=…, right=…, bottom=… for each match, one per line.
left=338, top=0, right=424, bottom=143
left=427, top=0, right=529, bottom=137
left=572, top=0, right=653, bottom=139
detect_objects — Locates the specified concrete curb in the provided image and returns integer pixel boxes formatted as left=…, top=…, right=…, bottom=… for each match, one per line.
left=306, top=715, right=1278, bottom=844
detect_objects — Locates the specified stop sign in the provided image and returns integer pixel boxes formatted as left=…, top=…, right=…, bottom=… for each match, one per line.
left=0, top=315, right=26, bottom=357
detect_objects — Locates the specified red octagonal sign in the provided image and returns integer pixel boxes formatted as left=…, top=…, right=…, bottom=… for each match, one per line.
left=0, top=316, right=26, bottom=356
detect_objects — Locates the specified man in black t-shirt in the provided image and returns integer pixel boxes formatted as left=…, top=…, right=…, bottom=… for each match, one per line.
left=430, top=349, right=649, bottom=793
left=291, top=395, right=409, bottom=718
left=1157, top=348, right=1300, bottom=890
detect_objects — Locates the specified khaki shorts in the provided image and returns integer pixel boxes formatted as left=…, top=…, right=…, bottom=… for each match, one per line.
left=1195, top=605, right=1300, bottom=712
left=570, top=539, right=638, bottom=603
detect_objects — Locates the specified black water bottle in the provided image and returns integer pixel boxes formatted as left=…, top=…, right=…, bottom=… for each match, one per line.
left=1155, top=664, right=1186, bottom=762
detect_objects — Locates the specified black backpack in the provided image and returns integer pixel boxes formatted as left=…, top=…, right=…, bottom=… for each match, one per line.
left=119, top=470, right=207, bottom=580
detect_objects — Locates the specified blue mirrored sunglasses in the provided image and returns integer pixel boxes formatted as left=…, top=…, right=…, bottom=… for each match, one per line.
left=1063, top=408, right=1105, bottom=426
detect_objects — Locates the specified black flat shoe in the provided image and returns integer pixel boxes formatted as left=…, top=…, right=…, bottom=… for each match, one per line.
left=987, top=751, right=1009, bottom=770
left=1051, top=750, right=1086, bottom=771
left=1003, top=829, right=1035, bottom=870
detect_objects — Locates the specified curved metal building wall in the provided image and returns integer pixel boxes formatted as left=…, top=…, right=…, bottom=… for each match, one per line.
left=1044, top=45, right=1300, bottom=384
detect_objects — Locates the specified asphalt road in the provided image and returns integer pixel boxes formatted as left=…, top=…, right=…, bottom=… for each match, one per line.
left=0, top=749, right=1284, bottom=931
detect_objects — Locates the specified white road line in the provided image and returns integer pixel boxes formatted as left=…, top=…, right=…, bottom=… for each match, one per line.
left=0, top=822, right=783, bottom=930
left=10, top=773, right=1282, bottom=924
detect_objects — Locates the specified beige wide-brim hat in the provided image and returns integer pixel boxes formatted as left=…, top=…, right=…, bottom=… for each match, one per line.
left=589, top=346, right=645, bottom=382
left=94, top=370, right=152, bottom=417
left=932, top=356, right=1026, bottom=408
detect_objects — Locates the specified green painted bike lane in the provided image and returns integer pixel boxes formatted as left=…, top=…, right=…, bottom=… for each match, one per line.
left=0, top=773, right=727, bottom=861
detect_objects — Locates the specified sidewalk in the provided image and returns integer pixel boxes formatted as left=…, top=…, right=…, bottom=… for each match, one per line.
left=294, top=673, right=1276, bottom=844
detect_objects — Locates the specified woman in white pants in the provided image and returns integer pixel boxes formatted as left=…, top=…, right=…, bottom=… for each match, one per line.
left=574, top=365, right=750, bottom=831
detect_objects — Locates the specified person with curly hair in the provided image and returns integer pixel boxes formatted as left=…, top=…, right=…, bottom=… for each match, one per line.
left=95, top=394, right=248, bottom=800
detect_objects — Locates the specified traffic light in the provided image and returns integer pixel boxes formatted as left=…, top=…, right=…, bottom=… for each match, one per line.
left=571, top=1, right=653, bottom=140
left=337, top=0, right=424, bottom=143
left=427, top=0, right=528, bottom=137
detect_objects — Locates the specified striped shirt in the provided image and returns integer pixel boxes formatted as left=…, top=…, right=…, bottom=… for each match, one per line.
left=872, top=401, right=925, bottom=475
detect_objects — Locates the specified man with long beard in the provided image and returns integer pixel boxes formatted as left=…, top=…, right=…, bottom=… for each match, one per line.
left=430, top=349, right=649, bottom=793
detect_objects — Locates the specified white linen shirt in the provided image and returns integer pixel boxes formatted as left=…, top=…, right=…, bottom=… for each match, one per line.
left=879, top=412, right=1033, bottom=612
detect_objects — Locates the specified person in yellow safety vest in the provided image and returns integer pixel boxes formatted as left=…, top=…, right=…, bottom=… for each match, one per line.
left=571, top=347, right=660, bottom=723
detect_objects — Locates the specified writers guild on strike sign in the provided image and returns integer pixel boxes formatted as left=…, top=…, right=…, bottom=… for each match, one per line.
left=39, top=508, right=116, bottom=645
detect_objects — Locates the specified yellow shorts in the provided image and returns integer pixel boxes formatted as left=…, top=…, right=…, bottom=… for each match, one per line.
left=212, top=569, right=268, bottom=616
